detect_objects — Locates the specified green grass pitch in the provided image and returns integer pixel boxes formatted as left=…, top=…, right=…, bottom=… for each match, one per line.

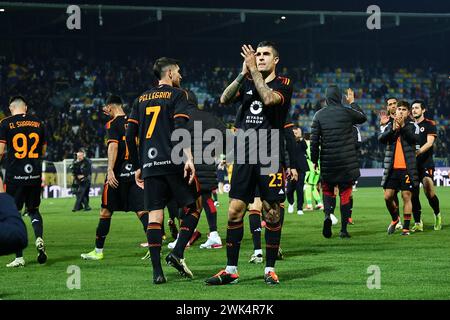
left=1, top=187, right=449, bottom=300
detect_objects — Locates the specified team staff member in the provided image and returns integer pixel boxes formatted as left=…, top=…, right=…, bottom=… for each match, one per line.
left=311, top=86, right=367, bottom=239
left=71, top=149, right=92, bottom=212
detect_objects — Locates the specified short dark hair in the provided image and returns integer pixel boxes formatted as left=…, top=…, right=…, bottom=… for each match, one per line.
left=397, top=100, right=411, bottom=110
left=9, top=95, right=27, bottom=105
left=411, top=100, right=425, bottom=110
left=153, top=57, right=180, bottom=80
left=384, top=96, right=397, bottom=104
left=105, top=95, right=123, bottom=106
left=257, top=41, right=279, bottom=57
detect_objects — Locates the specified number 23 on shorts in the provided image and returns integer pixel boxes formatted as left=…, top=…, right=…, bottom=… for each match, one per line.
left=269, top=173, right=283, bottom=187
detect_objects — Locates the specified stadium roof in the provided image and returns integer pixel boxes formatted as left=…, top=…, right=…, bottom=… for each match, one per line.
left=1, top=1, right=449, bottom=67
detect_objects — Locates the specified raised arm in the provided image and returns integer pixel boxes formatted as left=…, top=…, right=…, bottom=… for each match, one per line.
left=378, top=122, right=395, bottom=144
left=220, top=61, right=247, bottom=105
left=345, top=88, right=367, bottom=124
left=241, top=45, right=283, bottom=107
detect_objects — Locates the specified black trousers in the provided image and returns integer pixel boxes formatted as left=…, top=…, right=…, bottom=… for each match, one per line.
left=74, top=181, right=91, bottom=210
left=286, top=172, right=306, bottom=209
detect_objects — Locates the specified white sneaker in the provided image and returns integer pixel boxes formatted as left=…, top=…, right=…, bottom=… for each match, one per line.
left=288, top=204, right=294, bottom=214
left=199, top=233, right=222, bottom=249
left=6, top=257, right=25, bottom=268
left=315, top=203, right=324, bottom=210
left=168, top=237, right=191, bottom=249
left=214, top=201, right=219, bottom=207
left=168, top=238, right=177, bottom=249
left=35, top=237, right=48, bottom=264
left=297, top=210, right=304, bottom=216
left=330, top=214, right=338, bottom=225
left=249, top=253, right=263, bottom=264
left=304, top=205, right=313, bottom=211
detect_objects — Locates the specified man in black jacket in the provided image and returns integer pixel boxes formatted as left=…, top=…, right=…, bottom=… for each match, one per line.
left=71, top=149, right=92, bottom=212
left=286, top=127, right=308, bottom=215
left=0, top=176, right=28, bottom=256
left=311, top=85, right=367, bottom=239
left=379, top=100, right=419, bottom=236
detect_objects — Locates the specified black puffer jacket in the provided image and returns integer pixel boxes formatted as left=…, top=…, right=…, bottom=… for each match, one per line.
left=186, top=92, right=227, bottom=192
left=310, top=85, right=367, bottom=183
left=378, top=120, right=419, bottom=187
left=0, top=193, right=28, bottom=256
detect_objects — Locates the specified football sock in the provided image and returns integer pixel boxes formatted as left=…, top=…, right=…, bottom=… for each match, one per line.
left=226, top=221, right=244, bottom=266
left=412, top=190, right=422, bottom=222
left=403, top=213, right=412, bottom=230
left=28, top=209, right=44, bottom=239
left=248, top=210, right=262, bottom=251
left=428, top=195, right=440, bottom=216
left=204, top=196, right=218, bottom=232
left=265, top=221, right=281, bottom=268
left=340, top=203, right=351, bottom=232
left=339, top=185, right=352, bottom=232
left=147, top=222, right=163, bottom=275
left=305, top=184, right=313, bottom=206
left=312, top=187, right=322, bottom=204
left=95, top=217, right=111, bottom=249
left=173, top=210, right=200, bottom=259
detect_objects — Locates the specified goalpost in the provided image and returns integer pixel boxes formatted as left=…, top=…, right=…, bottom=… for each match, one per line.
left=42, top=158, right=108, bottom=198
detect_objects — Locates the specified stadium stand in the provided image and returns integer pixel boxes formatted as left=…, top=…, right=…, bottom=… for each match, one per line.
left=1, top=57, right=449, bottom=167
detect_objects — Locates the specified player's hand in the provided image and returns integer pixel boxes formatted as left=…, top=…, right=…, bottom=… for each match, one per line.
left=395, top=114, right=405, bottom=128
left=135, top=169, right=144, bottom=190
left=240, top=44, right=257, bottom=72
left=345, top=88, right=355, bottom=104
left=290, top=168, right=299, bottom=182
left=379, top=110, right=389, bottom=125
left=184, top=159, right=196, bottom=185
left=0, top=176, right=4, bottom=193
left=399, top=115, right=406, bottom=127
left=392, top=117, right=400, bottom=130
left=107, top=168, right=119, bottom=189
left=241, top=60, right=249, bottom=76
